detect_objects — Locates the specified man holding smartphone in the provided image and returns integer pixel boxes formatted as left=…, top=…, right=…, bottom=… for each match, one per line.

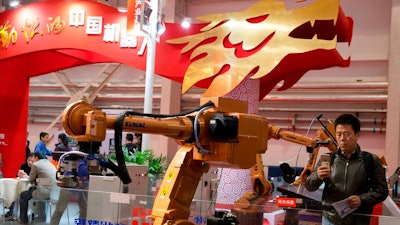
left=305, top=114, right=388, bottom=225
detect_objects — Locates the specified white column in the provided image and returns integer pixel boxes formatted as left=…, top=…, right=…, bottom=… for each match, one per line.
left=142, top=0, right=159, bottom=151
left=385, top=0, right=400, bottom=175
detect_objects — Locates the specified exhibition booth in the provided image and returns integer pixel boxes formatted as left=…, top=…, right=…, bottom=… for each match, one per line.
left=1, top=0, right=400, bottom=225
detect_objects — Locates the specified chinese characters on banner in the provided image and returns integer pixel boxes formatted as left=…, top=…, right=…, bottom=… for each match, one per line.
left=0, top=7, right=147, bottom=54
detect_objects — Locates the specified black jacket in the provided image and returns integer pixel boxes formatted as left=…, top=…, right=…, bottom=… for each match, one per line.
left=305, top=146, right=388, bottom=224
left=124, top=143, right=137, bottom=153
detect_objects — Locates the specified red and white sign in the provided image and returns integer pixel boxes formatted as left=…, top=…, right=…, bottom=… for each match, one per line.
left=275, top=197, right=297, bottom=208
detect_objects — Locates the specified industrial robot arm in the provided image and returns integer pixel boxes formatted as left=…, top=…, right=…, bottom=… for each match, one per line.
left=61, top=97, right=337, bottom=225
left=232, top=119, right=337, bottom=214
left=292, top=121, right=337, bottom=185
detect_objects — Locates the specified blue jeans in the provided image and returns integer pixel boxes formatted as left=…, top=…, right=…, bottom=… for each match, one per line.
left=322, top=216, right=336, bottom=225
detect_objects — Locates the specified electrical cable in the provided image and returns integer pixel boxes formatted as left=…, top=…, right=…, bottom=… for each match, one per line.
left=122, top=100, right=215, bottom=118
left=114, top=112, right=133, bottom=189
left=194, top=104, right=215, bottom=154
left=59, top=150, right=88, bottom=164
left=279, top=114, right=327, bottom=171
left=110, top=100, right=216, bottom=189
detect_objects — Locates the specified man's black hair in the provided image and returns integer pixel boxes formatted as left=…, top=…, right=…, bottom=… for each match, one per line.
left=39, top=132, right=49, bottom=139
left=126, top=133, right=134, bottom=141
left=34, top=151, right=47, bottom=159
left=334, top=114, right=361, bottom=133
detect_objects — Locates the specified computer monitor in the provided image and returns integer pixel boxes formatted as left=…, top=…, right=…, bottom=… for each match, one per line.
left=109, top=138, right=115, bottom=150
left=67, top=137, right=77, bottom=147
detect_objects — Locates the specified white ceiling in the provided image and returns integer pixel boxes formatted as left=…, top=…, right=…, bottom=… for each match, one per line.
left=22, top=0, right=392, bottom=132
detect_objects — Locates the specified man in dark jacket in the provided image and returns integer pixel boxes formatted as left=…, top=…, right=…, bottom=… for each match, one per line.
left=305, top=114, right=388, bottom=225
left=123, top=133, right=137, bottom=154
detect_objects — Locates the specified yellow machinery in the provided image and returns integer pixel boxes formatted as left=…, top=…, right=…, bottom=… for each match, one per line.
left=62, top=97, right=337, bottom=225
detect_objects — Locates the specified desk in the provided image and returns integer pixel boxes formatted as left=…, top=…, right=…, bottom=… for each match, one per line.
left=0, top=178, right=29, bottom=208
left=278, top=185, right=322, bottom=200
left=277, top=185, right=322, bottom=225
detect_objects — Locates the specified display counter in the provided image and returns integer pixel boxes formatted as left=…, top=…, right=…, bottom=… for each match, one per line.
left=277, top=184, right=400, bottom=225
left=0, top=185, right=398, bottom=225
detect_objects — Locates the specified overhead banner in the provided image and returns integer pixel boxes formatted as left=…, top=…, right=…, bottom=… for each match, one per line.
left=0, top=0, right=352, bottom=99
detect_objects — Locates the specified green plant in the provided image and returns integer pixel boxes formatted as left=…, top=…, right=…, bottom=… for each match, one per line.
left=148, top=153, right=169, bottom=177
left=109, top=148, right=169, bottom=176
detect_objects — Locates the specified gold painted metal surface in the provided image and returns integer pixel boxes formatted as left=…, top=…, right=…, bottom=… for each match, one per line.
left=168, top=0, right=342, bottom=97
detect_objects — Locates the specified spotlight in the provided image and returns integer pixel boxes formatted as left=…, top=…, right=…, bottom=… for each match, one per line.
left=9, top=0, right=21, bottom=8
left=117, top=7, right=127, bottom=12
left=181, top=17, right=191, bottom=29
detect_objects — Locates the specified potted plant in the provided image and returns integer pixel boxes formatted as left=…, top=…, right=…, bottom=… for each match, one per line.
left=109, top=148, right=169, bottom=178
left=109, top=148, right=169, bottom=207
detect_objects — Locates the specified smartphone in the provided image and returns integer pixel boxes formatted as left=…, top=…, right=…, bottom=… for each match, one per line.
left=320, top=154, right=331, bottom=168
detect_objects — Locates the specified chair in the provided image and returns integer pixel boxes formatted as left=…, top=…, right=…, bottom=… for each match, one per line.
left=0, top=196, right=5, bottom=223
left=29, top=186, right=70, bottom=224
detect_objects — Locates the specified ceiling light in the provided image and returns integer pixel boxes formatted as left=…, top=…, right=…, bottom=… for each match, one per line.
left=117, top=7, right=127, bottom=12
left=181, top=17, right=191, bottom=29
left=9, top=0, right=21, bottom=8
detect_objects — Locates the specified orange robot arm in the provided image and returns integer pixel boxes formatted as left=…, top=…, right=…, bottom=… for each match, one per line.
left=62, top=97, right=337, bottom=225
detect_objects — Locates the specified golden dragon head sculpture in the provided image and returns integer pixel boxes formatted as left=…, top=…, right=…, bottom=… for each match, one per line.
left=167, top=0, right=352, bottom=99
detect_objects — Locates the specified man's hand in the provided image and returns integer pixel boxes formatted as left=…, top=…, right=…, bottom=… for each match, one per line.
left=347, top=195, right=361, bottom=208
left=317, top=165, right=331, bottom=180
left=17, top=170, right=29, bottom=179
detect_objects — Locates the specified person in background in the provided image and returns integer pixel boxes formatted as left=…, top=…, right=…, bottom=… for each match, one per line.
left=123, top=133, right=137, bottom=154
left=134, top=133, right=142, bottom=151
left=18, top=153, right=34, bottom=178
left=305, top=114, right=388, bottom=225
left=26, top=131, right=31, bottom=161
left=50, top=158, right=89, bottom=225
left=34, top=132, right=53, bottom=156
left=18, top=151, right=57, bottom=225
left=54, top=133, right=71, bottom=152
left=5, top=153, right=35, bottom=219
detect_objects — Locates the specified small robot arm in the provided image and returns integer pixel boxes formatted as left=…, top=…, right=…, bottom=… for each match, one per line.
left=61, top=97, right=336, bottom=225
left=232, top=119, right=337, bottom=215
left=232, top=154, right=272, bottom=214
left=292, top=122, right=337, bottom=185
